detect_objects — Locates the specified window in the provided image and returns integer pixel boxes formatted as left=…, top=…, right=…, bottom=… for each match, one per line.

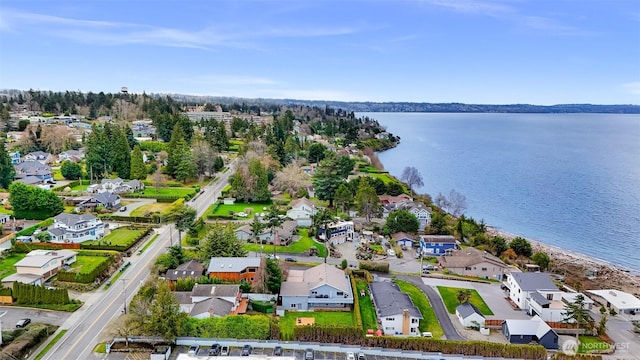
left=465, top=267, right=472, bottom=270
left=248, top=268, right=256, bottom=272
left=337, top=292, right=343, bottom=296
left=547, top=294, right=553, bottom=300
left=481, top=267, right=487, bottom=271
left=411, top=318, right=418, bottom=323
left=311, top=291, right=317, bottom=295
left=291, top=304, right=296, bottom=308
left=385, top=327, right=393, bottom=330
left=385, top=317, right=395, bottom=321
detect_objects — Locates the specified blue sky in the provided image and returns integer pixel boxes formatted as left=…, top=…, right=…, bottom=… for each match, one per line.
left=1, top=0, right=639, bottom=105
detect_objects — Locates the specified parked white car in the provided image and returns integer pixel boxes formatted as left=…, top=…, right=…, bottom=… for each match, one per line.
left=387, top=249, right=396, bottom=257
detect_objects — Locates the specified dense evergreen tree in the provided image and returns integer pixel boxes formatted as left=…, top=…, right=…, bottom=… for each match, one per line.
left=0, top=141, right=15, bottom=189
left=265, top=258, right=283, bottom=294
left=111, top=126, right=131, bottom=179
left=200, top=223, right=248, bottom=259
left=85, top=124, right=110, bottom=179
left=9, top=182, right=64, bottom=219
left=355, top=177, right=380, bottom=223
left=61, top=160, right=82, bottom=180
left=149, top=281, right=186, bottom=341
left=307, top=143, right=328, bottom=163
left=334, top=183, right=353, bottom=213
left=312, top=155, right=345, bottom=207
left=130, top=145, right=147, bottom=180
left=166, top=123, right=186, bottom=177
left=384, top=209, right=420, bottom=235
left=510, top=237, right=533, bottom=257
left=173, top=139, right=196, bottom=182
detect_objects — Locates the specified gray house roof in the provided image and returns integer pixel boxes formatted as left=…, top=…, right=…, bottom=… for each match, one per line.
left=15, top=161, right=51, bottom=175
left=456, top=302, right=485, bottom=319
left=207, top=257, right=261, bottom=273
left=504, top=315, right=555, bottom=338
left=369, top=281, right=422, bottom=318
left=530, top=291, right=551, bottom=306
left=54, top=213, right=98, bottom=227
left=191, top=284, right=240, bottom=297
left=510, top=272, right=558, bottom=291
left=92, top=192, right=120, bottom=205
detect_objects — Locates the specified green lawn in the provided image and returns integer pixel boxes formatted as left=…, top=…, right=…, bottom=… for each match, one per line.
left=141, top=187, right=196, bottom=197
left=356, top=280, right=378, bottom=332
left=71, top=255, right=111, bottom=275
left=394, top=280, right=444, bottom=339
left=211, top=203, right=274, bottom=219
left=578, top=336, right=612, bottom=354
left=244, top=229, right=327, bottom=257
left=0, top=207, right=13, bottom=215
left=280, top=311, right=355, bottom=339
left=0, top=253, right=26, bottom=279
left=69, top=184, right=89, bottom=192
left=130, top=202, right=172, bottom=217
left=83, top=227, right=145, bottom=247
left=436, top=286, right=494, bottom=315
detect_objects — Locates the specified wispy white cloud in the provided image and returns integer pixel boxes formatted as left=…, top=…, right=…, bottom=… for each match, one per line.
left=622, top=81, right=640, bottom=96
left=182, top=75, right=279, bottom=86
left=419, top=0, right=513, bottom=17
left=0, top=9, right=363, bottom=50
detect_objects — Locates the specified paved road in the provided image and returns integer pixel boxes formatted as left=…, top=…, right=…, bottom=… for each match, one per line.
left=34, top=161, right=237, bottom=360
left=398, top=275, right=463, bottom=340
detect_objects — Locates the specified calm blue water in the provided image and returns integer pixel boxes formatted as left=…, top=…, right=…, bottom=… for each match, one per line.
left=361, top=112, right=640, bottom=272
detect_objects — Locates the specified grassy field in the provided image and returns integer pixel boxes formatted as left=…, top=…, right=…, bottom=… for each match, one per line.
left=211, top=203, right=273, bottom=219
left=34, top=329, right=68, bottom=360
left=0, top=207, right=13, bottom=215
left=280, top=311, right=355, bottom=339
left=69, top=184, right=89, bottom=192
left=356, top=280, right=378, bottom=332
left=83, top=227, right=146, bottom=247
left=243, top=229, right=327, bottom=257
left=394, top=280, right=444, bottom=339
left=0, top=253, right=26, bottom=279
left=71, top=255, right=111, bottom=275
left=436, top=286, right=494, bottom=315
left=578, top=336, right=612, bottom=354
left=130, top=202, right=172, bottom=216
left=141, top=187, right=196, bottom=197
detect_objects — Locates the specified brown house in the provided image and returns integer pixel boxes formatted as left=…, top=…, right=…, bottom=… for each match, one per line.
left=207, top=257, right=262, bottom=283
left=438, top=247, right=507, bottom=281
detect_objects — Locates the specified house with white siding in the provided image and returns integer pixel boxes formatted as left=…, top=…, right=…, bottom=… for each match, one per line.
left=280, top=263, right=353, bottom=311
left=47, top=213, right=105, bottom=243
left=369, top=281, right=422, bottom=336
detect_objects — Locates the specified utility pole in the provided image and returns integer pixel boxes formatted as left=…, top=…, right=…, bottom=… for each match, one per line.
left=122, top=278, right=127, bottom=314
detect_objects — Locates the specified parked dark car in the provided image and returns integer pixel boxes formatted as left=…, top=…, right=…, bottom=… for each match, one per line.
left=284, top=257, right=297, bottom=262
left=305, top=348, right=314, bottom=360
left=273, top=346, right=283, bottom=356
left=241, top=345, right=252, bottom=356
left=209, top=343, right=221, bottom=356
left=16, top=318, right=31, bottom=328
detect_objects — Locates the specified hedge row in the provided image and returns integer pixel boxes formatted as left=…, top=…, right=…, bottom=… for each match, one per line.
left=250, top=300, right=274, bottom=314
left=13, top=282, right=70, bottom=304
left=349, top=275, right=364, bottom=330
left=2, top=324, right=58, bottom=360
left=13, top=242, right=80, bottom=253
left=141, top=180, right=186, bottom=187
left=359, top=261, right=390, bottom=273
left=57, top=252, right=116, bottom=283
left=120, top=194, right=184, bottom=202
left=99, top=214, right=162, bottom=224
left=183, top=315, right=271, bottom=339
left=15, top=218, right=55, bottom=237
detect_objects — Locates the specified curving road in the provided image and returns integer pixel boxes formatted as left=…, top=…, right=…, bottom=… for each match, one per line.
left=34, top=160, right=237, bottom=360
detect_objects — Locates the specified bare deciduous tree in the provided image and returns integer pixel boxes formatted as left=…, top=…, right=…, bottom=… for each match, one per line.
left=400, top=166, right=424, bottom=196
left=191, top=137, right=216, bottom=180
left=272, top=161, right=309, bottom=196
left=40, top=125, right=75, bottom=154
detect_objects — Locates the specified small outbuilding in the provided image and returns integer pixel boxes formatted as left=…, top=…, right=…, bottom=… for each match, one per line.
left=455, top=302, right=485, bottom=328
left=501, top=315, right=558, bottom=349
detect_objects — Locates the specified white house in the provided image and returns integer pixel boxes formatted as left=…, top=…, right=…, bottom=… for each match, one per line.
left=369, top=281, right=422, bottom=336
left=58, top=149, right=84, bottom=162
left=280, top=263, right=354, bottom=311
left=175, top=284, right=241, bottom=318
left=528, top=290, right=594, bottom=322
left=586, top=289, right=640, bottom=318
left=321, top=221, right=355, bottom=245
left=286, top=198, right=317, bottom=227
left=48, top=213, right=106, bottom=243
left=24, top=151, right=52, bottom=164
left=455, top=302, right=485, bottom=328
left=407, top=203, right=432, bottom=231
left=1, top=249, right=77, bottom=287
left=503, top=272, right=558, bottom=310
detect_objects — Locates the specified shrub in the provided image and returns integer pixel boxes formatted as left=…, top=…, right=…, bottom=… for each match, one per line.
left=359, top=261, right=390, bottom=273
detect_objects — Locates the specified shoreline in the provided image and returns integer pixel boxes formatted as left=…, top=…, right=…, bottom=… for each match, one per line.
left=371, top=148, right=640, bottom=297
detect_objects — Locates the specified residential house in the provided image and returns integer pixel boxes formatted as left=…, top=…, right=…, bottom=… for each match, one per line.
left=391, top=232, right=417, bottom=249
left=286, top=198, right=317, bottom=227
left=586, top=289, right=640, bottom=317
left=235, top=224, right=271, bottom=243
left=175, top=283, right=242, bottom=318
left=9, top=151, right=20, bottom=164
left=378, top=194, right=413, bottom=205
left=280, top=263, right=354, bottom=311
left=369, top=281, right=422, bottom=336
left=438, top=247, right=507, bottom=280
left=300, top=163, right=318, bottom=176
left=528, top=290, right=594, bottom=322
left=77, top=192, right=121, bottom=211
left=321, top=221, right=356, bottom=245
left=24, top=151, right=53, bottom=164
left=406, top=202, right=432, bottom=231
left=165, top=260, right=205, bottom=287
left=14, top=161, right=54, bottom=185
left=88, top=178, right=144, bottom=194
left=503, top=272, right=558, bottom=310
left=501, top=315, right=559, bottom=349
left=1, top=249, right=77, bottom=287
left=455, top=302, right=485, bottom=328
left=58, top=149, right=84, bottom=162
left=0, top=214, right=11, bottom=226
left=207, top=257, right=261, bottom=283
left=419, top=235, right=457, bottom=256
left=235, top=220, right=298, bottom=246
left=47, top=213, right=106, bottom=243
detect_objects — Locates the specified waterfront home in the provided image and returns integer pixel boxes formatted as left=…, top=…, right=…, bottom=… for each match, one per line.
left=207, top=257, right=261, bottom=283
left=419, top=235, right=457, bottom=256
left=528, top=290, right=594, bottom=322
left=586, top=289, right=640, bottom=318
left=369, top=281, right=422, bottom=336
left=286, top=198, right=317, bottom=227
left=503, top=272, right=558, bottom=310
left=391, top=232, right=417, bottom=249
left=280, top=263, right=353, bottom=311
left=438, top=247, right=507, bottom=280
left=1, top=249, right=77, bottom=287
left=47, top=213, right=106, bottom=243
left=456, top=302, right=485, bottom=328
left=378, top=194, right=413, bottom=205
left=501, top=315, right=559, bottom=349
left=407, top=202, right=432, bottom=231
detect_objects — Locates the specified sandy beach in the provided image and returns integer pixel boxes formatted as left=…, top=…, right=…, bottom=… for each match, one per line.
left=486, top=226, right=640, bottom=296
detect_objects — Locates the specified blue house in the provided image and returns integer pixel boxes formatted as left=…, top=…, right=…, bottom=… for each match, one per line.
left=9, top=151, right=20, bottom=164
left=502, top=315, right=559, bottom=349
left=419, top=235, right=457, bottom=256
